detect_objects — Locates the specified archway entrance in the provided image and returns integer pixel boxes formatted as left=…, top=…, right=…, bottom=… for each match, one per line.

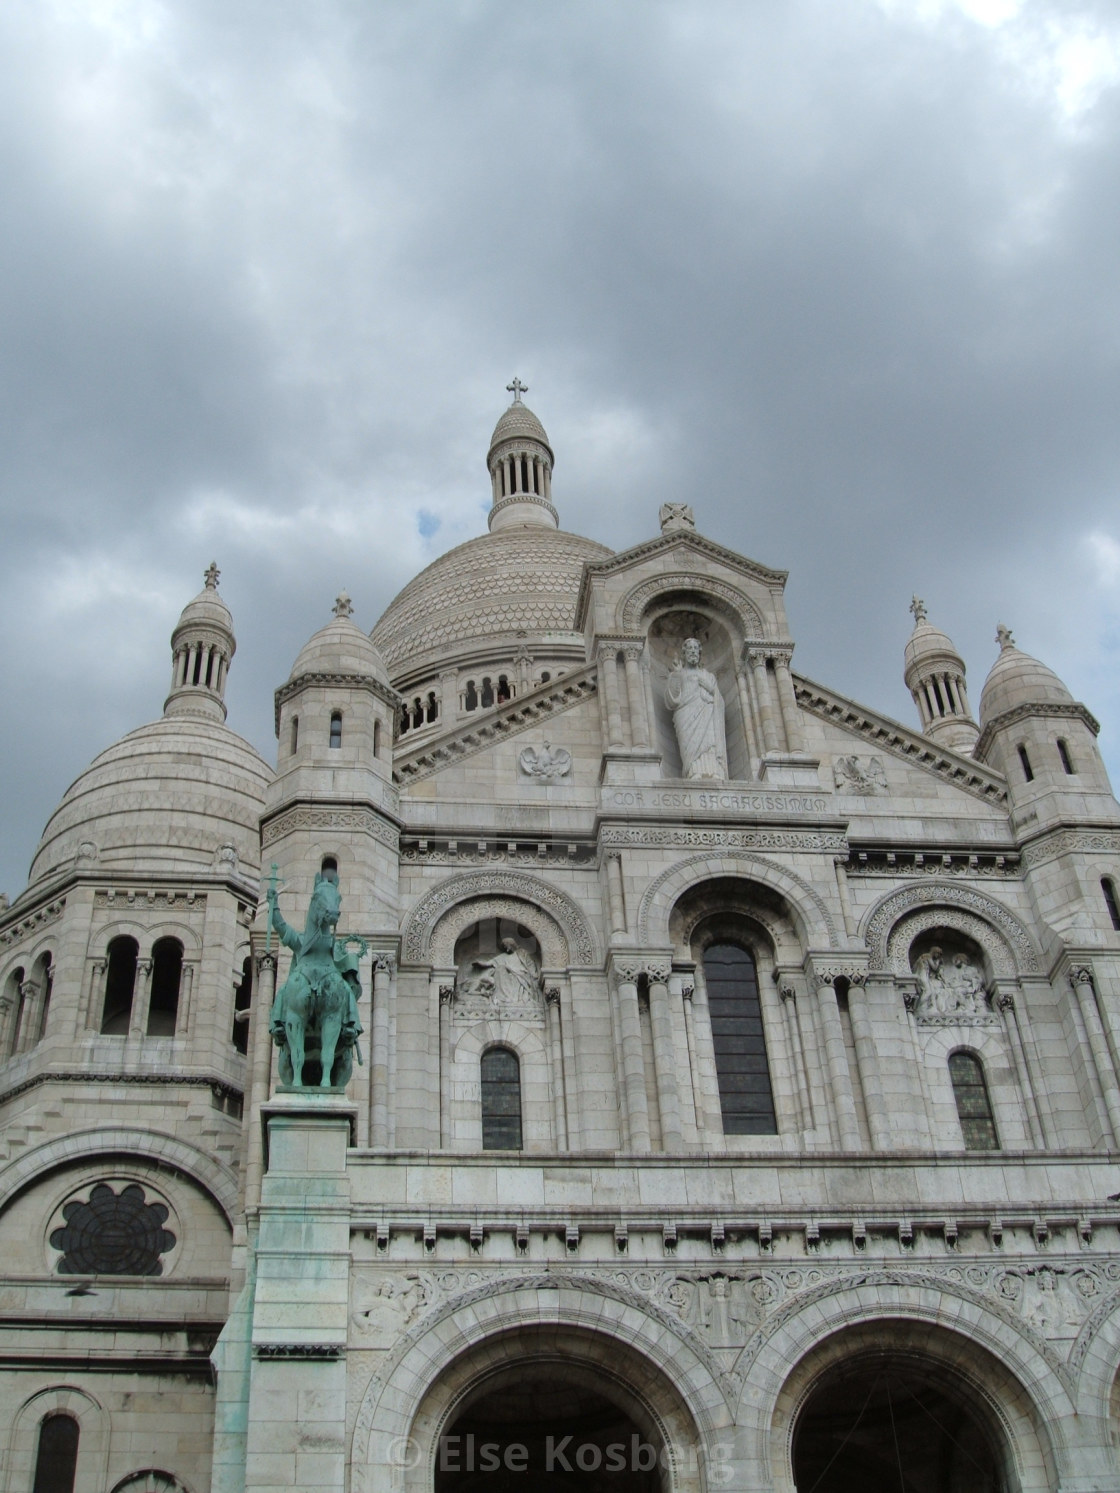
left=436, top=1361, right=663, bottom=1493
left=792, top=1353, right=1007, bottom=1493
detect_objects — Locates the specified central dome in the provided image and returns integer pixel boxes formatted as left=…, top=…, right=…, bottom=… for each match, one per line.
left=371, top=527, right=612, bottom=680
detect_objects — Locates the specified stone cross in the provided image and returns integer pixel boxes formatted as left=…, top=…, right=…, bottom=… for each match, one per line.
left=996, top=623, right=1015, bottom=649
left=204, top=561, right=220, bottom=590
left=506, top=377, right=528, bottom=403
left=909, top=595, right=927, bottom=624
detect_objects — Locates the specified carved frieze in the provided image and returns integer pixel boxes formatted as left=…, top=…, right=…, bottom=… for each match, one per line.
left=600, top=826, right=847, bottom=853
left=261, top=804, right=399, bottom=851
left=1021, top=827, right=1120, bottom=870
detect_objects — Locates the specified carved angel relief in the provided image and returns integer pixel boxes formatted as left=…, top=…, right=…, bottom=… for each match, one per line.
left=519, top=740, right=572, bottom=781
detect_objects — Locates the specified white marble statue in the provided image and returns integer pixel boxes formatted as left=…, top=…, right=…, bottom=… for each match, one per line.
left=458, top=937, right=540, bottom=1005
left=915, top=945, right=987, bottom=1017
left=665, top=637, right=728, bottom=779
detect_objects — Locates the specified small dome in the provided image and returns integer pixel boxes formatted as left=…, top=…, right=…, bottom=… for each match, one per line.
left=28, top=717, right=271, bottom=889
left=904, top=618, right=963, bottom=674
left=290, top=593, right=389, bottom=684
left=979, top=625, right=1073, bottom=726
left=174, top=561, right=234, bottom=635
left=488, top=399, right=553, bottom=464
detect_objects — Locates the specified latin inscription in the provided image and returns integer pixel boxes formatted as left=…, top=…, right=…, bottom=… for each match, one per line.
left=606, top=788, right=829, bottom=813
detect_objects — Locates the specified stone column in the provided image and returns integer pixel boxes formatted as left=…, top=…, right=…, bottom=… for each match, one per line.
left=778, top=981, right=813, bottom=1134
left=242, top=951, right=278, bottom=1217
left=613, top=962, right=651, bottom=1152
left=546, top=987, right=568, bottom=1149
left=688, top=964, right=726, bottom=1141
left=747, top=648, right=781, bottom=754
left=597, top=644, right=626, bottom=750
left=515, top=651, right=533, bottom=696
left=845, top=976, right=890, bottom=1150
left=370, top=957, right=393, bottom=1148
left=647, top=962, right=683, bottom=1151
left=994, top=988, right=1047, bottom=1149
left=605, top=852, right=627, bottom=934
left=439, top=670, right=459, bottom=727
left=175, top=962, right=195, bottom=1038
left=130, top=957, right=153, bottom=1037
left=81, top=958, right=107, bottom=1033
left=813, top=971, right=862, bottom=1150
left=735, top=668, right=762, bottom=767
left=771, top=649, right=806, bottom=752
left=12, top=980, right=40, bottom=1056
left=670, top=975, right=700, bottom=1141
left=1069, top=967, right=1120, bottom=1146
left=622, top=643, right=650, bottom=748
left=438, top=983, right=454, bottom=1149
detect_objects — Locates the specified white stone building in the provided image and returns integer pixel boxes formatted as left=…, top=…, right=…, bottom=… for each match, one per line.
left=3, top=392, right=1120, bottom=1493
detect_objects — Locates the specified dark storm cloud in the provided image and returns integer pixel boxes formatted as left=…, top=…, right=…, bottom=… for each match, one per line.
left=1, top=0, right=1118, bottom=895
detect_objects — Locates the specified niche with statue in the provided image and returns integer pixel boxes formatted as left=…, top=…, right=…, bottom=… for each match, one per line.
left=909, top=930, right=993, bottom=1024
left=453, top=919, right=544, bottom=1021
left=646, top=608, right=747, bottom=780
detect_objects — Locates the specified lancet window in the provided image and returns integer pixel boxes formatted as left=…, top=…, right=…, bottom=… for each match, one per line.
left=480, top=1046, right=522, bottom=1150
left=702, top=942, right=777, bottom=1135
left=147, top=938, right=183, bottom=1036
left=100, top=937, right=139, bottom=1035
left=949, top=1050, right=999, bottom=1150
left=32, top=1413, right=79, bottom=1493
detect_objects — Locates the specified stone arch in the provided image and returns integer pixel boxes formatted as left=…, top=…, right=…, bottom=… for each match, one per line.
left=737, top=1271, right=1069, bottom=1492
left=862, top=882, right=1041, bottom=975
left=0, top=1126, right=239, bottom=1225
left=618, top=571, right=767, bottom=639
left=638, top=854, right=837, bottom=950
left=918, top=1026, right=1031, bottom=1150
left=450, top=1021, right=552, bottom=1149
left=109, top=1472, right=193, bottom=1493
left=434, top=899, right=565, bottom=972
left=6, top=1384, right=109, bottom=1493
left=403, top=872, right=598, bottom=968
left=350, top=1273, right=733, bottom=1493
left=1068, top=1281, right=1120, bottom=1431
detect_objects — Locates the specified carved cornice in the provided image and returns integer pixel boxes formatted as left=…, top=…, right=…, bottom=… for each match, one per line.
left=489, top=493, right=559, bottom=525
left=0, top=1069, right=243, bottom=1109
left=795, top=675, right=1008, bottom=805
left=806, top=956, right=868, bottom=987
left=600, top=826, right=847, bottom=854
left=0, top=898, right=65, bottom=949
left=975, top=700, right=1101, bottom=759
left=253, top=1343, right=343, bottom=1360
left=744, top=639, right=795, bottom=667
left=1019, top=826, right=1120, bottom=870
left=274, top=671, right=400, bottom=731
left=261, top=802, right=400, bottom=850
left=394, top=668, right=596, bottom=786
left=94, top=888, right=208, bottom=909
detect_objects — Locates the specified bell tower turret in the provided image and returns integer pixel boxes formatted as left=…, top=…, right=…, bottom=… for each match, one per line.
left=164, top=561, right=236, bottom=723
left=903, top=597, right=979, bottom=754
left=487, top=379, right=558, bottom=532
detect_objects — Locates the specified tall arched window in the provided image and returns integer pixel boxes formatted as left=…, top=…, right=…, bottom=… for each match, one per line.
left=290, top=715, right=299, bottom=755
left=1057, top=737, right=1075, bottom=774
left=5, top=965, right=25, bottom=1056
left=33, top=952, right=53, bottom=1044
left=1103, top=878, right=1120, bottom=932
left=32, top=1412, right=79, bottom=1493
left=702, top=943, right=777, bottom=1134
left=1017, top=744, right=1034, bottom=782
left=147, top=938, right=183, bottom=1036
left=232, top=955, right=252, bottom=1053
left=100, top=937, right=139, bottom=1035
left=949, top=1050, right=999, bottom=1150
left=481, top=1046, right=522, bottom=1150
left=329, top=711, right=343, bottom=748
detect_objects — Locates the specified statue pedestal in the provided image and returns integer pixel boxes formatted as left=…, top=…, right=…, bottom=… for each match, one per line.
left=758, top=752, right=822, bottom=788
left=242, top=1092, right=357, bottom=1493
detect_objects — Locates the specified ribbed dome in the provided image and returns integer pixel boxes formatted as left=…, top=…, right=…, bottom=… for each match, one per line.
left=176, top=583, right=233, bottom=633
left=290, top=597, right=388, bottom=684
left=488, top=400, right=553, bottom=462
left=27, top=718, right=272, bottom=889
left=371, top=528, right=612, bottom=678
left=979, top=629, right=1073, bottom=726
left=904, top=619, right=963, bottom=672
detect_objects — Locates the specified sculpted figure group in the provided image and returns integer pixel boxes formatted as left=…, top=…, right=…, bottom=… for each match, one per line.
left=457, top=937, right=541, bottom=1006
left=914, top=945, right=988, bottom=1017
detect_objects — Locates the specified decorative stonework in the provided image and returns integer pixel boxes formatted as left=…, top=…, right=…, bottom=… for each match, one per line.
left=911, top=945, right=993, bottom=1023
left=617, top=570, right=765, bottom=636
left=261, top=803, right=399, bottom=851
left=601, top=826, right=847, bottom=853
left=832, top=755, right=888, bottom=795
left=864, top=883, right=1040, bottom=975
left=94, top=889, right=204, bottom=909
left=975, top=699, right=1100, bottom=759
left=403, top=872, right=597, bottom=967
left=402, top=841, right=597, bottom=867
left=395, top=672, right=596, bottom=786
left=847, top=851, right=1017, bottom=878
left=659, top=503, right=695, bottom=533
left=637, top=852, right=838, bottom=948
left=0, top=898, right=65, bottom=948
left=518, top=742, right=572, bottom=780
left=1020, top=827, right=1120, bottom=870
left=49, top=1182, right=176, bottom=1276
left=273, top=670, right=399, bottom=729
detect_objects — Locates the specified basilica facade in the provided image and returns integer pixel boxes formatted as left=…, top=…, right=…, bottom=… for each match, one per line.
left=3, top=392, right=1120, bottom=1492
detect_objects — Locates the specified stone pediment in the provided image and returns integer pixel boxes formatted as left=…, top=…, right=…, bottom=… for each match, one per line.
left=796, top=674, right=1008, bottom=806
left=393, top=667, right=596, bottom=786
left=574, top=529, right=788, bottom=632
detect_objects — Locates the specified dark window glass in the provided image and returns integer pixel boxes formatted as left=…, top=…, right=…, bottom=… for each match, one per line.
left=329, top=711, right=342, bottom=748
left=32, top=1413, right=79, bottom=1493
left=496, top=675, right=511, bottom=704
left=481, top=677, right=494, bottom=708
left=100, top=937, right=138, bottom=1035
left=426, top=691, right=439, bottom=722
left=1103, top=879, right=1120, bottom=932
left=1017, top=744, right=1034, bottom=782
left=50, top=1182, right=176, bottom=1275
left=464, top=680, right=478, bottom=711
left=146, top=938, right=182, bottom=1036
left=481, top=1046, right=522, bottom=1150
left=232, top=956, right=252, bottom=1053
left=1057, top=738, right=1075, bottom=774
left=949, top=1051, right=999, bottom=1150
left=290, top=715, right=299, bottom=754
left=703, top=944, right=777, bottom=1135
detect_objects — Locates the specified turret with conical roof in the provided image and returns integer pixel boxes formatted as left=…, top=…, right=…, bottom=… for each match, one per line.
left=164, top=561, right=236, bottom=722
left=486, top=379, right=558, bottom=532
left=903, top=597, right=978, bottom=753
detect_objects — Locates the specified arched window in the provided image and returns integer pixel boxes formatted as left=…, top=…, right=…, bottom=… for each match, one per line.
left=1017, top=744, right=1034, bottom=782
left=232, top=955, right=252, bottom=1054
left=496, top=674, right=511, bottom=704
left=539, top=671, right=550, bottom=685
left=464, top=680, right=478, bottom=711
left=426, top=691, right=439, bottom=722
left=480, top=1046, right=522, bottom=1150
left=1057, top=737, right=1075, bottom=774
left=1103, top=878, right=1120, bottom=932
left=949, top=1050, right=999, bottom=1150
left=146, top=938, right=183, bottom=1036
left=480, top=677, right=494, bottom=708
left=5, top=965, right=25, bottom=1056
left=373, top=719, right=381, bottom=758
left=702, top=943, right=777, bottom=1134
left=320, top=856, right=338, bottom=883
left=33, top=953, right=54, bottom=1044
left=100, top=937, right=139, bottom=1035
left=329, top=711, right=343, bottom=749
left=32, top=1412, right=79, bottom=1493
left=290, top=715, right=299, bottom=755
left=400, top=705, right=410, bottom=735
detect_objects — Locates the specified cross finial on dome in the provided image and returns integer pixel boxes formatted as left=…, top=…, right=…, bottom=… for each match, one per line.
left=333, top=590, right=353, bottom=619
left=996, top=622, right=1015, bottom=650
left=910, top=595, right=927, bottom=625
left=506, top=377, right=528, bottom=404
left=204, top=561, right=220, bottom=591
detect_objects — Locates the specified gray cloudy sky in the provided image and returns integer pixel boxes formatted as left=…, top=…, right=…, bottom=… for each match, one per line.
left=2, top=0, right=1119, bottom=897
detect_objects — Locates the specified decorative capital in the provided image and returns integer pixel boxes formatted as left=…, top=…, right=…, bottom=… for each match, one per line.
left=646, top=959, right=672, bottom=984
left=92, top=959, right=107, bottom=976
left=620, top=641, right=644, bottom=662
left=373, top=954, right=396, bottom=976
left=255, top=950, right=278, bottom=975
left=439, top=984, right=455, bottom=1004
left=545, top=986, right=561, bottom=1007
left=778, top=982, right=797, bottom=1004
left=137, top=958, right=152, bottom=977
left=611, top=959, right=644, bottom=987
left=996, top=990, right=1015, bottom=1013
left=681, top=983, right=694, bottom=1001
left=901, top=984, right=920, bottom=1013
left=1070, top=966, right=1095, bottom=989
